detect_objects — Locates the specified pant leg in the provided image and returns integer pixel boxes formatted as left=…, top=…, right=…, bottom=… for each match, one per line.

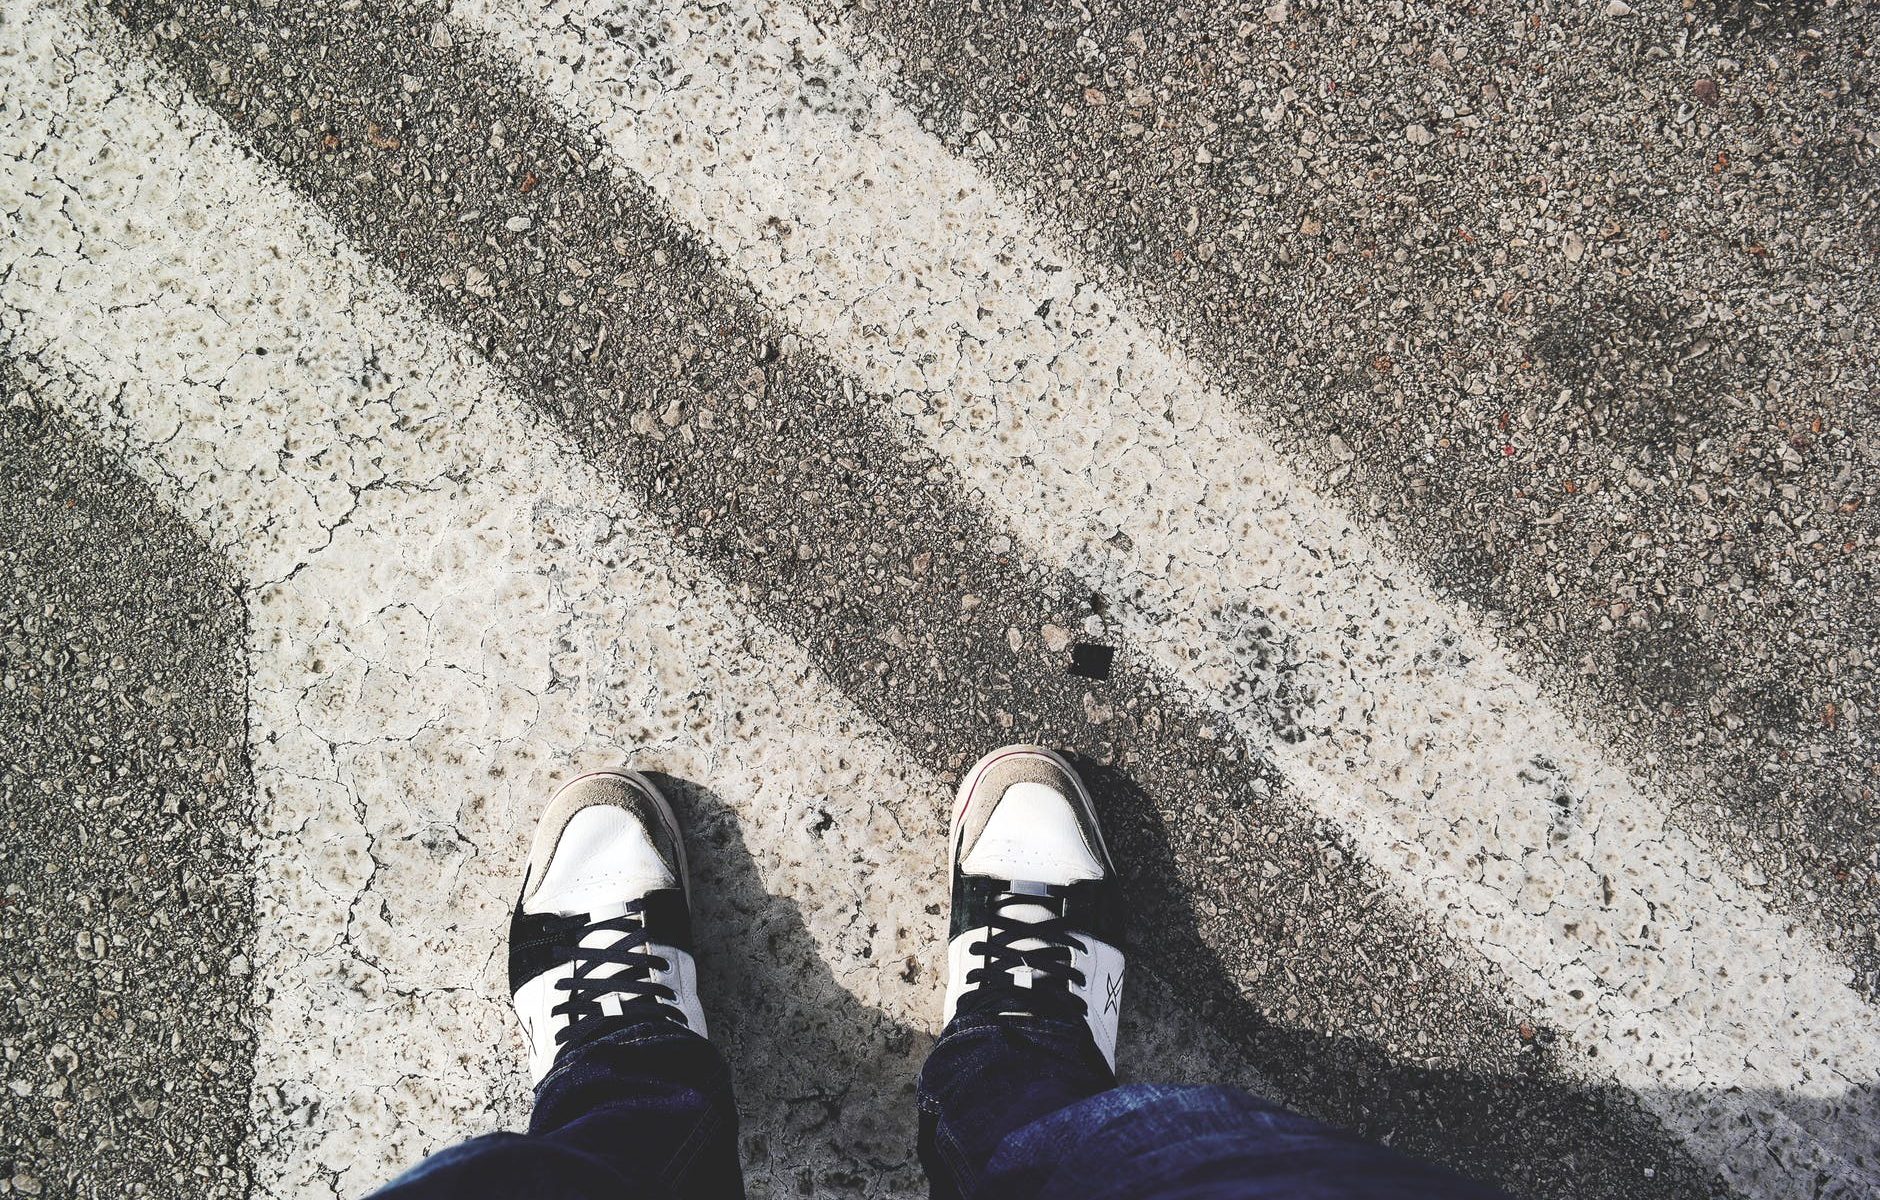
left=370, top=1022, right=743, bottom=1200
left=916, top=1014, right=1116, bottom=1200
left=985, top=1084, right=1512, bottom=1200
left=917, top=1014, right=1509, bottom=1200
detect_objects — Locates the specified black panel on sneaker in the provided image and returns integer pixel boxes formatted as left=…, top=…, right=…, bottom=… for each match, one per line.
left=509, top=886, right=694, bottom=996
left=949, top=875, right=1125, bottom=947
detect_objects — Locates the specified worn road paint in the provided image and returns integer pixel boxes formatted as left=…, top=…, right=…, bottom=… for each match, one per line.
left=0, top=9, right=1268, bottom=1194
left=456, top=0, right=1880, bottom=1192
left=67, top=0, right=1753, bottom=1192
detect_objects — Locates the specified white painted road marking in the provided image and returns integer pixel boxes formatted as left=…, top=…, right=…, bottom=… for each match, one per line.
left=456, top=0, right=1880, bottom=1191
left=7, top=0, right=1879, bottom=1192
left=0, top=8, right=932, bottom=1193
left=1, top=8, right=1260, bottom=1194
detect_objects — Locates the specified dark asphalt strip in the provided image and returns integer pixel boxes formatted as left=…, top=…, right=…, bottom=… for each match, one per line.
left=97, top=2, right=1718, bottom=1193
left=808, top=0, right=1880, bottom=1000
left=0, top=359, right=254, bottom=1200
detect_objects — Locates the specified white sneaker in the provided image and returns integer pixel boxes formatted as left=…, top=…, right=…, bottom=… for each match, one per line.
left=508, top=770, right=707, bottom=1083
left=944, top=745, right=1127, bottom=1068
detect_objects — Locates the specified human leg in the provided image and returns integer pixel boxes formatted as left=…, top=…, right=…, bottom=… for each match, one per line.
left=921, top=745, right=1507, bottom=1200
left=370, top=771, right=742, bottom=1200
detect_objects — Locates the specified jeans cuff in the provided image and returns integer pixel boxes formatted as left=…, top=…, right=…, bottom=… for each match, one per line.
left=931, top=1010, right=1092, bottom=1048
left=536, top=1018, right=712, bottom=1096
left=923, top=1012, right=1114, bottom=1089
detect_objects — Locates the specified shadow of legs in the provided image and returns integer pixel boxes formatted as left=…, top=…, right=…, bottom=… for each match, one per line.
left=1069, top=756, right=1725, bottom=1200
left=645, top=772, right=935, bottom=1198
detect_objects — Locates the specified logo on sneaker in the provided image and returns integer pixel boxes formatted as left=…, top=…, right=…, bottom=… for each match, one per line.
left=1104, top=973, right=1122, bottom=1015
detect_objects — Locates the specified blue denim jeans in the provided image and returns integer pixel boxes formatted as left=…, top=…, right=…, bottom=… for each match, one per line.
left=373, top=1013, right=1508, bottom=1200
left=368, top=1020, right=741, bottom=1200
left=918, top=1014, right=1509, bottom=1200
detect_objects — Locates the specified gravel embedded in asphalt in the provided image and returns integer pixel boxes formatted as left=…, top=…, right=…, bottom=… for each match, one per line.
left=0, top=377, right=253, bottom=1200
left=812, top=0, right=1880, bottom=995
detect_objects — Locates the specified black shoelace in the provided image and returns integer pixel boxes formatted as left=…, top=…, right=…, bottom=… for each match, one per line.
left=551, top=900, right=681, bottom=1044
left=960, top=887, right=1088, bottom=1022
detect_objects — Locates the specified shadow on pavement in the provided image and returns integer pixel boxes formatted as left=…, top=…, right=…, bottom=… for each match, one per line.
left=636, top=763, right=1880, bottom=1200
left=1071, top=756, right=1880, bottom=1200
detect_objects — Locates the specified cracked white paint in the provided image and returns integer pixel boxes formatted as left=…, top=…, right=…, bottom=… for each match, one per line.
left=0, top=7, right=1263, bottom=1195
left=455, top=0, right=1880, bottom=1192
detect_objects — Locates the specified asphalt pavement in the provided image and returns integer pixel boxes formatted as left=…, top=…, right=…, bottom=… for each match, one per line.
left=1, top=0, right=1874, bottom=1197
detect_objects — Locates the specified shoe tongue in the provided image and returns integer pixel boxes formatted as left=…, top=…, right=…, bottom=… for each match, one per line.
left=578, top=902, right=641, bottom=954
left=1002, top=900, right=1056, bottom=929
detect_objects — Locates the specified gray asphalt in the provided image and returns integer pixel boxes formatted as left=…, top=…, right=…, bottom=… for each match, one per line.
left=2, top=0, right=1875, bottom=1196
left=815, top=0, right=1880, bottom=995
left=0, top=365, right=254, bottom=1199
left=85, top=0, right=1730, bottom=1193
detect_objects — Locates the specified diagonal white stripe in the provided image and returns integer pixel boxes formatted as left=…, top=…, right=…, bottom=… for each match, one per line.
left=453, top=0, right=1880, bottom=1192
left=0, top=7, right=1265, bottom=1195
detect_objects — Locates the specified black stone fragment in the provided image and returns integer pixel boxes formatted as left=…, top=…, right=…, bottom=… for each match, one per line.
left=1069, top=642, right=1114, bottom=680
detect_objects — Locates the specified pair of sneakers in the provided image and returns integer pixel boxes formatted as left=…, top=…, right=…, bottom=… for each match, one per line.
left=509, top=745, right=1127, bottom=1081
